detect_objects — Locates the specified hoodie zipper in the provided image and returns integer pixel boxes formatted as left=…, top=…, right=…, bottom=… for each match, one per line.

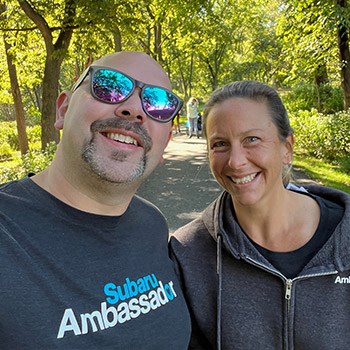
left=285, top=279, right=292, bottom=313
left=244, top=256, right=338, bottom=348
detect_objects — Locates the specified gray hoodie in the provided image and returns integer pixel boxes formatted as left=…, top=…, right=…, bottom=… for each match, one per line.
left=170, top=185, right=350, bottom=350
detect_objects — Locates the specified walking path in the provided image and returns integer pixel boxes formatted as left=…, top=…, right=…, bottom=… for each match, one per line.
left=137, top=131, right=318, bottom=233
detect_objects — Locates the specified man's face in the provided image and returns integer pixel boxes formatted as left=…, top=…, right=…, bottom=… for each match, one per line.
left=55, top=52, right=173, bottom=186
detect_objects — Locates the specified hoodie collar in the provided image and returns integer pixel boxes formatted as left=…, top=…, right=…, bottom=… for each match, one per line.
left=201, top=186, right=350, bottom=271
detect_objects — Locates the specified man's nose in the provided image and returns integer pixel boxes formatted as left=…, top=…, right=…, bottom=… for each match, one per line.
left=114, top=88, right=146, bottom=122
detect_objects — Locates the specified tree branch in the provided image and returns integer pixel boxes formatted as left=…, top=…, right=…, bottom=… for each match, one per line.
left=54, top=0, right=77, bottom=51
left=0, top=25, right=79, bottom=32
left=18, top=0, right=53, bottom=50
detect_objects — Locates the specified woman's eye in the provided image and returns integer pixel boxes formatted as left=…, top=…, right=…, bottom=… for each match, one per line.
left=211, top=141, right=227, bottom=149
left=247, top=136, right=259, bottom=143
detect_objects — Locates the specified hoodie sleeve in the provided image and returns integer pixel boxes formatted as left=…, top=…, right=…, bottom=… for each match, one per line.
left=169, top=214, right=220, bottom=349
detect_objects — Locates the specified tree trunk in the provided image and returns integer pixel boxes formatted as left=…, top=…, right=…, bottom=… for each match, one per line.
left=41, top=56, right=61, bottom=147
left=177, top=56, right=188, bottom=102
left=188, top=53, right=193, bottom=98
left=113, top=26, right=122, bottom=52
left=334, top=0, right=350, bottom=110
left=1, top=3, right=29, bottom=155
left=19, top=0, right=76, bottom=149
left=154, top=23, right=163, bottom=64
left=314, top=64, right=328, bottom=112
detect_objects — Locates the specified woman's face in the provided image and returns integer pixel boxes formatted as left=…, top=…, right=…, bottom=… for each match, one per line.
left=206, top=97, right=292, bottom=208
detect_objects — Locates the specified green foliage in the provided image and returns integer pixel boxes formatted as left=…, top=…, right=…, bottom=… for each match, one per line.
left=278, top=0, right=339, bottom=85
left=283, top=83, right=344, bottom=113
left=0, top=121, right=17, bottom=159
left=283, top=83, right=315, bottom=111
left=319, top=84, right=344, bottom=113
left=290, top=109, right=350, bottom=172
left=1, top=0, right=349, bottom=149
left=0, top=141, right=56, bottom=183
left=0, top=142, right=13, bottom=160
left=0, top=103, right=15, bottom=121
left=26, top=125, right=42, bottom=150
left=21, top=141, right=57, bottom=173
left=293, top=154, right=350, bottom=194
left=0, top=121, right=56, bottom=183
left=27, top=107, right=42, bottom=126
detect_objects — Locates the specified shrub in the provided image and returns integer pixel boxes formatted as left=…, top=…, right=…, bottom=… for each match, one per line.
left=27, top=107, right=41, bottom=126
left=21, top=141, right=57, bottom=174
left=0, top=142, right=57, bottom=183
left=320, top=85, right=344, bottom=113
left=0, top=164, right=23, bottom=183
left=290, top=109, right=350, bottom=172
left=283, top=83, right=344, bottom=114
left=0, top=121, right=18, bottom=159
left=27, top=125, right=42, bottom=150
left=283, top=83, right=316, bottom=112
left=0, top=143, right=13, bottom=160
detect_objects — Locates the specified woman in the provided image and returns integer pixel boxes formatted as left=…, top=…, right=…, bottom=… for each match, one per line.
left=170, top=81, right=349, bottom=349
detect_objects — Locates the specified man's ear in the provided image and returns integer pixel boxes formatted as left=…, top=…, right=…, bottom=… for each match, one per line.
left=159, top=129, right=172, bottom=164
left=54, top=91, right=72, bottom=130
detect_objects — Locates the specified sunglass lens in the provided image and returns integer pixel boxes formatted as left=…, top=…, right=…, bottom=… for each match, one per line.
left=143, top=87, right=178, bottom=121
left=92, top=69, right=133, bottom=103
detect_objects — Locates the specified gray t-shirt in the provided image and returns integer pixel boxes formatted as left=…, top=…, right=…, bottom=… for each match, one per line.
left=0, top=176, right=190, bottom=349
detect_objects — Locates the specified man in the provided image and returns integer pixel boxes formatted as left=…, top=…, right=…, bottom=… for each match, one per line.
left=0, top=51, right=191, bottom=349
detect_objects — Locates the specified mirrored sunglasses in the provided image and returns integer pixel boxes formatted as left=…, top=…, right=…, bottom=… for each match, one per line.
left=72, top=66, right=183, bottom=123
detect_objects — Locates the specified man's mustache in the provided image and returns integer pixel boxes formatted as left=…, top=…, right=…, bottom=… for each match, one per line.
left=90, top=118, right=153, bottom=153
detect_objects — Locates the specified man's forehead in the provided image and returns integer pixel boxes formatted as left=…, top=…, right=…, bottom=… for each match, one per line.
left=94, top=52, right=171, bottom=89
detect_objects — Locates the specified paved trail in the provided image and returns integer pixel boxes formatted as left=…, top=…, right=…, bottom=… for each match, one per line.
left=137, top=132, right=318, bottom=233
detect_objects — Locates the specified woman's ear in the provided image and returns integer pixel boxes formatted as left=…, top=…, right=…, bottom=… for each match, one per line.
left=282, top=133, right=294, bottom=165
left=54, top=91, right=72, bottom=130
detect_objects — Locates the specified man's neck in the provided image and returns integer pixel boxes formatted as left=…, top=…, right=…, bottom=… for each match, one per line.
left=32, top=165, right=137, bottom=216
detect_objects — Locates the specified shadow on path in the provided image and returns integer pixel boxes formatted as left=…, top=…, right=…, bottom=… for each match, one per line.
left=137, top=134, right=222, bottom=233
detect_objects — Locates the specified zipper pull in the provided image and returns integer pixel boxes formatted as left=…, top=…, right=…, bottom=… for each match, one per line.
left=285, top=280, right=292, bottom=300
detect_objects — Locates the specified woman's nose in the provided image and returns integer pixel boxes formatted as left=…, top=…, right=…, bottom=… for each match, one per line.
left=228, top=145, right=247, bottom=169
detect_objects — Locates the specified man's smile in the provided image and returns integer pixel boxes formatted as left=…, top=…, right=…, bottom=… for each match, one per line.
left=104, top=132, right=139, bottom=146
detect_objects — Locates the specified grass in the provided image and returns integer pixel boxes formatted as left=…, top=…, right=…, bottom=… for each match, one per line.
left=294, top=153, right=350, bottom=194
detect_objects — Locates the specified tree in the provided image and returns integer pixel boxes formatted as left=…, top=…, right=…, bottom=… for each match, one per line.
left=334, top=0, right=350, bottom=109
left=280, top=0, right=350, bottom=110
left=18, top=0, right=77, bottom=148
left=1, top=2, right=29, bottom=154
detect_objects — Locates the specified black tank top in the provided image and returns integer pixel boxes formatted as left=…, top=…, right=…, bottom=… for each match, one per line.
left=250, top=193, right=344, bottom=279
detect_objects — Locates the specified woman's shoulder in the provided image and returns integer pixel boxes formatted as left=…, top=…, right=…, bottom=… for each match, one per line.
left=172, top=217, right=207, bottom=243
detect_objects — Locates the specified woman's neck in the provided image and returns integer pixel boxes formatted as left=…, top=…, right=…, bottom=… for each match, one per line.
left=233, top=189, right=320, bottom=252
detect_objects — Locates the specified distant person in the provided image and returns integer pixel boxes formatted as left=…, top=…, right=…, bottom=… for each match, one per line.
left=170, top=80, right=349, bottom=349
left=173, top=113, right=181, bottom=134
left=0, top=51, right=190, bottom=349
left=186, top=97, right=199, bottom=138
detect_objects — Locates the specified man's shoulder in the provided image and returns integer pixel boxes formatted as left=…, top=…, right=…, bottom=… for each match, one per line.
left=131, top=195, right=167, bottom=223
left=132, top=194, right=162, bottom=212
left=0, top=177, right=26, bottom=197
left=0, top=176, right=35, bottom=199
